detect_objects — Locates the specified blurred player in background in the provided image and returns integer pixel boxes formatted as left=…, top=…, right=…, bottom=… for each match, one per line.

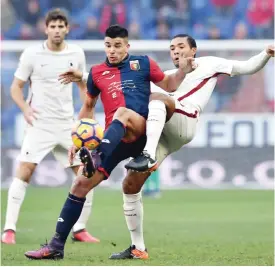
left=24, top=24, right=196, bottom=260
left=1, top=9, right=99, bottom=245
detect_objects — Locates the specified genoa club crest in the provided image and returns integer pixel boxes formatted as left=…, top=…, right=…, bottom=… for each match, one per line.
left=130, top=60, right=140, bottom=71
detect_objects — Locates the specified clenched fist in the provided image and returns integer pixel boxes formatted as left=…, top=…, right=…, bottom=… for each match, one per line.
left=266, top=45, right=274, bottom=57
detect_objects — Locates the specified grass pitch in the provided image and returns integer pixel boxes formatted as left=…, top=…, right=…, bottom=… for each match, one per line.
left=1, top=188, right=274, bottom=266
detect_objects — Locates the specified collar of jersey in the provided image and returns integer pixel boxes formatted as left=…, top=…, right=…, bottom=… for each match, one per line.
left=105, top=54, right=130, bottom=68
left=43, top=40, right=68, bottom=53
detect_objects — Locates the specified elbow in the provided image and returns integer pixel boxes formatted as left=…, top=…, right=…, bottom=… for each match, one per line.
left=85, top=98, right=96, bottom=114
left=84, top=102, right=94, bottom=112
left=250, top=67, right=262, bottom=75
left=166, top=71, right=184, bottom=92
left=167, top=87, right=177, bottom=93
left=10, top=86, right=17, bottom=100
left=162, top=86, right=174, bottom=93
left=164, top=77, right=173, bottom=92
left=238, top=69, right=258, bottom=76
left=166, top=83, right=177, bottom=93
left=242, top=65, right=260, bottom=75
left=10, top=87, right=14, bottom=98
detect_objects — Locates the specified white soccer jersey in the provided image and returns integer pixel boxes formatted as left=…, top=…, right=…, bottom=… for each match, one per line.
left=150, top=52, right=271, bottom=163
left=152, top=56, right=234, bottom=112
left=15, top=41, right=86, bottom=122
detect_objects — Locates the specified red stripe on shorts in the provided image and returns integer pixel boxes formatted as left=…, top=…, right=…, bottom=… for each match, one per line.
left=174, top=109, right=198, bottom=118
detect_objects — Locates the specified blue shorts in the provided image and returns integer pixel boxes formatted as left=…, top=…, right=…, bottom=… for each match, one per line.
left=98, top=135, right=146, bottom=179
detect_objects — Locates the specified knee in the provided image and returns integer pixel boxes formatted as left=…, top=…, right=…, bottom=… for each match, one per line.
left=16, top=162, right=37, bottom=183
left=123, top=179, right=140, bottom=194
left=149, top=94, right=175, bottom=120
left=114, top=107, right=128, bottom=117
left=123, top=171, right=150, bottom=194
left=123, top=173, right=147, bottom=194
left=113, top=107, right=130, bottom=123
left=150, top=93, right=174, bottom=107
left=71, top=171, right=104, bottom=198
left=71, top=176, right=90, bottom=198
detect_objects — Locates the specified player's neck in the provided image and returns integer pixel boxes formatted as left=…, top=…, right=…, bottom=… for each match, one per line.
left=122, top=53, right=128, bottom=61
left=46, top=40, right=66, bottom=52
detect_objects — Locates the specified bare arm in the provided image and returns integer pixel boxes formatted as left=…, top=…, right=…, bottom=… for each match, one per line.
left=231, top=45, right=274, bottom=76
left=155, top=57, right=196, bottom=92
left=155, top=68, right=187, bottom=92
left=76, top=80, right=87, bottom=103
left=78, top=95, right=98, bottom=120
left=10, top=77, right=28, bottom=111
left=10, top=77, right=38, bottom=125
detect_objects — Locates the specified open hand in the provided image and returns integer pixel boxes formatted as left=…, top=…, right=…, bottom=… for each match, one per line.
left=59, top=69, right=83, bottom=84
left=23, top=105, right=39, bottom=126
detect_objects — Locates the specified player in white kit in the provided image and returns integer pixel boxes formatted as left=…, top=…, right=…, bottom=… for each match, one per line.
left=126, top=34, right=274, bottom=173
left=1, top=9, right=99, bottom=244
left=105, top=34, right=275, bottom=259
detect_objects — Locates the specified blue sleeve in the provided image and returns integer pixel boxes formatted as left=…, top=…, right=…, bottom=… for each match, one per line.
left=87, top=71, right=100, bottom=97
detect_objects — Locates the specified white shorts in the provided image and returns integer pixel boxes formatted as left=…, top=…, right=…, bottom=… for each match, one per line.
left=156, top=100, right=199, bottom=164
left=18, top=121, right=81, bottom=168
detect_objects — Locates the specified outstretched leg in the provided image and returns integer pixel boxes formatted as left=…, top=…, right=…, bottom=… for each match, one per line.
left=24, top=170, right=105, bottom=260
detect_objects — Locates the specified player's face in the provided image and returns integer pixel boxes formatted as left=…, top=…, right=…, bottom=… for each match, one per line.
left=104, top=37, right=130, bottom=64
left=170, top=37, right=197, bottom=68
left=45, top=20, right=69, bottom=45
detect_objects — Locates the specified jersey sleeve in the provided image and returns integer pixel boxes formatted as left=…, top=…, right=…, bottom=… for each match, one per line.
left=211, top=57, right=234, bottom=76
left=14, top=48, right=33, bottom=81
left=87, top=70, right=100, bottom=98
left=148, top=57, right=165, bottom=83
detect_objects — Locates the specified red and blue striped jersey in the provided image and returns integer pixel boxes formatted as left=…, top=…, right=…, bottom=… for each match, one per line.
left=87, top=54, right=165, bottom=129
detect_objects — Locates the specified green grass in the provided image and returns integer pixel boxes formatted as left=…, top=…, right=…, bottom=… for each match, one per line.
left=1, top=188, right=274, bottom=266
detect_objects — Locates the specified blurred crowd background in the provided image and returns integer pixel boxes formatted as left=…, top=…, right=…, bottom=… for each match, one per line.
left=1, top=0, right=274, bottom=148
left=1, top=0, right=274, bottom=40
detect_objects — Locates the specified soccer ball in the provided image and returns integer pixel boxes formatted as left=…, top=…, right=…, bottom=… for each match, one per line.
left=71, top=118, right=104, bottom=150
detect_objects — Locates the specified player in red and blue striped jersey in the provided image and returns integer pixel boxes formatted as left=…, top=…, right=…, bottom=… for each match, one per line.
left=24, top=25, right=196, bottom=260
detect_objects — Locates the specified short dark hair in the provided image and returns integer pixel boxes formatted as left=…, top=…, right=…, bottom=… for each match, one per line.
left=45, top=8, right=68, bottom=26
left=172, top=34, right=197, bottom=49
left=105, top=25, right=128, bottom=39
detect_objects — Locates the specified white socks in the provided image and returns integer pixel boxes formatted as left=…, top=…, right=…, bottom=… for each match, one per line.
left=4, top=177, right=94, bottom=233
left=123, top=192, right=145, bottom=251
left=4, top=177, right=28, bottom=232
left=143, top=100, right=167, bottom=159
left=73, top=189, right=94, bottom=232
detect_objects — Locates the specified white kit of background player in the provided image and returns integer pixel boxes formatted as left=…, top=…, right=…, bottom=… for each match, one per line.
left=1, top=9, right=99, bottom=244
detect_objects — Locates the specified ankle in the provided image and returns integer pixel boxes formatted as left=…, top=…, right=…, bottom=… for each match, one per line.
left=50, top=234, right=65, bottom=250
